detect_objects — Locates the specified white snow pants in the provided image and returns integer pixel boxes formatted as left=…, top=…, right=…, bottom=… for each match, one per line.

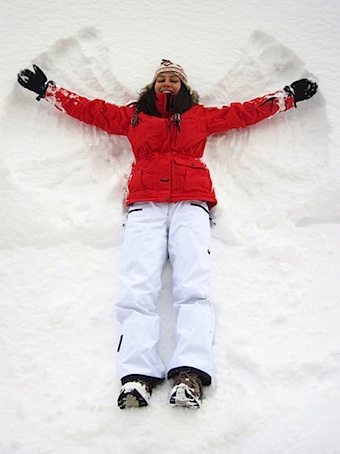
left=115, top=201, right=215, bottom=385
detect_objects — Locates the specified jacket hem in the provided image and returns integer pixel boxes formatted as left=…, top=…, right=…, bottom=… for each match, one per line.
left=126, top=195, right=217, bottom=208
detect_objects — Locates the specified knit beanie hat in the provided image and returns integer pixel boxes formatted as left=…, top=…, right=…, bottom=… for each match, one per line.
left=153, top=59, right=188, bottom=84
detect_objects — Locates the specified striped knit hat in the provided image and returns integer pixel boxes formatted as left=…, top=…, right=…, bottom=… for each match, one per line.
left=153, top=59, right=188, bottom=84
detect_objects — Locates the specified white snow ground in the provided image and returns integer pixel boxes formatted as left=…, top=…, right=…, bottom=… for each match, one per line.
left=1, top=1, right=340, bottom=453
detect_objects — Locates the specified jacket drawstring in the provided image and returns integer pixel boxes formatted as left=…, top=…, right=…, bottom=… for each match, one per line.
left=131, top=108, right=140, bottom=127
left=132, top=110, right=182, bottom=131
left=171, top=113, right=182, bottom=132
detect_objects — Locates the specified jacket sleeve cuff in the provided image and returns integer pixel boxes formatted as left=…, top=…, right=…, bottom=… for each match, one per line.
left=44, top=84, right=68, bottom=113
left=275, top=90, right=296, bottom=112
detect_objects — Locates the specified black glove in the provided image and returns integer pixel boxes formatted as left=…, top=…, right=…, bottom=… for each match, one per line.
left=17, top=64, right=54, bottom=101
left=284, top=78, right=318, bottom=104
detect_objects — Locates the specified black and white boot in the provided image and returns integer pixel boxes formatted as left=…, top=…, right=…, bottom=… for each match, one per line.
left=117, top=379, right=151, bottom=409
left=169, top=371, right=202, bottom=409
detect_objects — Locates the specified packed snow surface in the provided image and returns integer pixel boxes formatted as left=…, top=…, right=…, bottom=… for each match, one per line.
left=1, top=1, right=340, bottom=453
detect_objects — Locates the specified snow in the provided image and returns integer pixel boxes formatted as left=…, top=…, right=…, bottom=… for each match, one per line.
left=1, top=1, right=340, bottom=453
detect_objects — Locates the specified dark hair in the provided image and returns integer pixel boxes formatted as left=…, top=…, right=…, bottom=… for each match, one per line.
left=132, top=82, right=199, bottom=117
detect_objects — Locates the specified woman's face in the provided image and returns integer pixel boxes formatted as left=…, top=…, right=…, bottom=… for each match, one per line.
left=154, top=72, right=181, bottom=96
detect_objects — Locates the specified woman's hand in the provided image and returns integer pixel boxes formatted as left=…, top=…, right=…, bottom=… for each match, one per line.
left=284, top=79, right=318, bottom=104
left=17, top=64, right=53, bottom=101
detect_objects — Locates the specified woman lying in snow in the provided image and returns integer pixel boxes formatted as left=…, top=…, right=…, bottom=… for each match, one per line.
left=18, top=59, right=317, bottom=409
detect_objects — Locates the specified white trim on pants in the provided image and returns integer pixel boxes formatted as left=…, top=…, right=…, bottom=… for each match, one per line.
left=115, top=201, right=215, bottom=383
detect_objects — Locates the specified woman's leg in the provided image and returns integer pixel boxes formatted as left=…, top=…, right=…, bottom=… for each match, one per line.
left=115, top=203, right=168, bottom=383
left=167, top=201, right=215, bottom=386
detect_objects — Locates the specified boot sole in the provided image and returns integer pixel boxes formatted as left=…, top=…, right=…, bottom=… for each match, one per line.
left=118, top=389, right=148, bottom=409
left=169, top=385, right=201, bottom=408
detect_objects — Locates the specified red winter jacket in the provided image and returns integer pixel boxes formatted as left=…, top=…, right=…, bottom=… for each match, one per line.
left=45, top=86, right=295, bottom=208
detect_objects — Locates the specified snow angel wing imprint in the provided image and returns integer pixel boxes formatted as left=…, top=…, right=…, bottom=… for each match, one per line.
left=21, top=27, right=135, bottom=104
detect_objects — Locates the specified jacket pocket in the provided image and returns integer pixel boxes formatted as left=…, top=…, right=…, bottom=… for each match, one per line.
left=172, top=155, right=211, bottom=192
left=129, top=159, right=156, bottom=191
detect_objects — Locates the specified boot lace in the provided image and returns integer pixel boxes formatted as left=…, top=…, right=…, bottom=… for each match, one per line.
left=173, top=371, right=202, bottom=396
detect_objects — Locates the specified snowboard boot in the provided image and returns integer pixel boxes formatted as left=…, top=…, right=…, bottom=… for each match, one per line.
left=169, top=371, right=202, bottom=408
left=117, top=378, right=152, bottom=409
